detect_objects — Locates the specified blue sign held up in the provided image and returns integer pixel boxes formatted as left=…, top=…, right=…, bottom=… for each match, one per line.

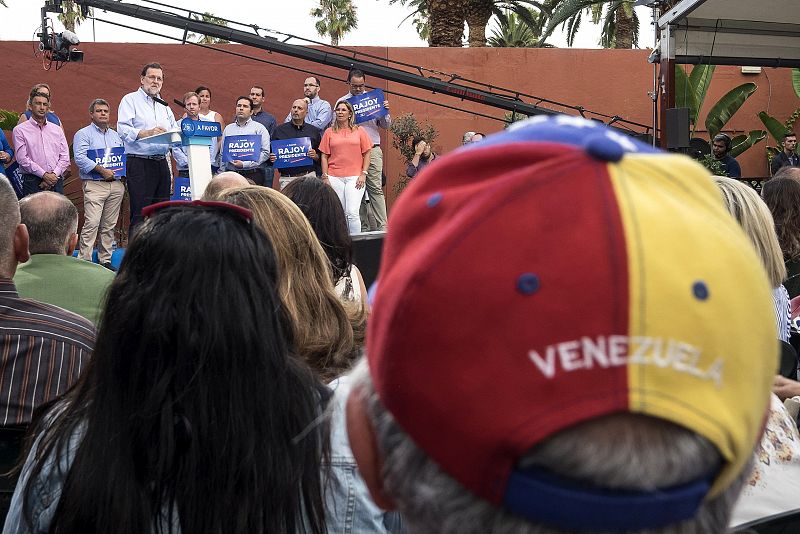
left=273, top=138, right=312, bottom=169
left=350, top=89, right=387, bottom=124
left=222, top=135, right=261, bottom=163
left=86, top=147, right=126, bottom=180
left=171, top=177, right=192, bottom=201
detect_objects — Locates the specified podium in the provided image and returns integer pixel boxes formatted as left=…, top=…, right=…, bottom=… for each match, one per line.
left=139, top=118, right=222, bottom=200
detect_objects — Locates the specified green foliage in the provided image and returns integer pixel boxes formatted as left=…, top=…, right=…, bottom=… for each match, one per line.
left=503, top=110, right=529, bottom=125
left=489, top=8, right=552, bottom=47
left=675, top=64, right=715, bottom=130
left=188, top=12, right=230, bottom=44
left=792, top=67, right=800, bottom=100
left=699, top=154, right=728, bottom=177
left=57, top=1, right=92, bottom=32
left=0, top=110, right=19, bottom=132
left=311, top=0, right=358, bottom=46
left=758, top=111, right=789, bottom=143
left=390, top=0, right=430, bottom=42
left=540, top=0, right=638, bottom=48
left=705, top=83, right=758, bottom=140
left=390, top=113, right=438, bottom=195
left=729, top=130, right=767, bottom=158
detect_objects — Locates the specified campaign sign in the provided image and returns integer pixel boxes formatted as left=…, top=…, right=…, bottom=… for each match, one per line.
left=351, top=89, right=387, bottom=124
left=181, top=118, right=222, bottom=138
left=273, top=138, right=313, bottom=169
left=171, top=176, right=192, bottom=201
left=4, top=161, right=24, bottom=199
left=87, top=147, right=126, bottom=180
left=222, top=135, right=261, bottom=162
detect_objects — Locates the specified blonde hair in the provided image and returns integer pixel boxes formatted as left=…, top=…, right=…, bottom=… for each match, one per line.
left=332, top=100, right=357, bottom=132
left=216, top=185, right=366, bottom=381
left=715, top=176, right=787, bottom=287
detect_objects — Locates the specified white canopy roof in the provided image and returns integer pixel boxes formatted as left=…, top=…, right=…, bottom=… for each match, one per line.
left=658, top=0, right=800, bottom=66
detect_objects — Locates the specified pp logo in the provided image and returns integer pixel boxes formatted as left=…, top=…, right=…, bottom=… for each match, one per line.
left=181, top=119, right=196, bottom=137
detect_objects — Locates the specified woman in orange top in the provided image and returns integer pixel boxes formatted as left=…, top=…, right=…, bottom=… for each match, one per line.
left=319, top=100, right=372, bottom=234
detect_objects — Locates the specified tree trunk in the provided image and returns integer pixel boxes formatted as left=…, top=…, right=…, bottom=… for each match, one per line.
left=614, top=5, right=635, bottom=49
left=465, top=0, right=492, bottom=48
left=429, top=0, right=464, bottom=47
left=331, top=33, right=339, bottom=46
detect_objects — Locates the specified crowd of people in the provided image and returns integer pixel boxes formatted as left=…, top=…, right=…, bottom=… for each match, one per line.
left=0, top=64, right=398, bottom=242
left=5, top=64, right=800, bottom=533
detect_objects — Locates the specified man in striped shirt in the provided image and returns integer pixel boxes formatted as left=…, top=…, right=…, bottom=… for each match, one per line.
left=0, top=174, right=95, bottom=426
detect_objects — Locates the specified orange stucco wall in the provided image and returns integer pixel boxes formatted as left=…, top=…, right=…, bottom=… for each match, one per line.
left=1, top=41, right=797, bottom=208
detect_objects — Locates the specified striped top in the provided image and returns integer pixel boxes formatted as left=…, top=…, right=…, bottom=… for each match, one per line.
left=774, top=285, right=791, bottom=343
left=0, top=279, right=95, bottom=426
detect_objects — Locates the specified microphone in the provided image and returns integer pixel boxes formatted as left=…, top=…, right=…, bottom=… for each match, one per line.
left=152, top=95, right=169, bottom=107
left=173, top=98, right=186, bottom=109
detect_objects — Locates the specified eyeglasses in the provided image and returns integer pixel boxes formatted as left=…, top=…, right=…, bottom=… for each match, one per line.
left=142, top=200, right=252, bottom=223
left=349, top=83, right=366, bottom=89
left=144, top=75, right=164, bottom=82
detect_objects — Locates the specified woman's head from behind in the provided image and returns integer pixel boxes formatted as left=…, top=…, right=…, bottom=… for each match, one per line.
left=34, top=201, right=328, bottom=534
left=762, top=176, right=800, bottom=261
left=715, top=176, right=786, bottom=287
left=217, top=186, right=360, bottom=380
left=283, top=176, right=353, bottom=284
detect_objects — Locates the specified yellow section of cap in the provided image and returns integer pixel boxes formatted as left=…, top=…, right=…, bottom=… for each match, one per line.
left=609, top=154, right=775, bottom=497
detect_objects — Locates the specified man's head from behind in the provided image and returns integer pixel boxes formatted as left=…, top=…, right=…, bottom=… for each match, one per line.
left=19, top=192, right=78, bottom=256
left=202, top=172, right=251, bottom=200
left=0, top=175, right=30, bottom=279
left=346, top=117, right=777, bottom=533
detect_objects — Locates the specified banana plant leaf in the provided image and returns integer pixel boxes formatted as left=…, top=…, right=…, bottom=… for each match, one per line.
left=758, top=111, right=788, bottom=143
left=793, top=68, right=800, bottom=100
left=688, top=64, right=714, bottom=127
left=0, top=110, right=19, bottom=132
left=729, top=130, right=766, bottom=158
left=705, top=83, right=758, bottom=139
left=674, top=67, right=696, bottom=123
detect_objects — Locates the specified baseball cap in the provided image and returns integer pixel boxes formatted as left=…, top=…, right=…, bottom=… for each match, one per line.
left=366, top=116, right=776, bottom=531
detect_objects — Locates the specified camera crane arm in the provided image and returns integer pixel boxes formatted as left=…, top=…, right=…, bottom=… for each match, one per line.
left=45, top=0, right=560, bottom=119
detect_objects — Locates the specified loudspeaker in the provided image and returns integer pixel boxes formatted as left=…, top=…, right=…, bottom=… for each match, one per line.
left=666, top=108, right=690, bottom=149
left=352, top=232, right=385, bottom=289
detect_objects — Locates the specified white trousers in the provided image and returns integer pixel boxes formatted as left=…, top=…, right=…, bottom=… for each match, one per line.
left=329, top=175, right=366, bottom=234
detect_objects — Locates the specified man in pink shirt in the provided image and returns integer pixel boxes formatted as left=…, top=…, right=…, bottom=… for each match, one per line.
left=12, top=91, right=70, bottom=197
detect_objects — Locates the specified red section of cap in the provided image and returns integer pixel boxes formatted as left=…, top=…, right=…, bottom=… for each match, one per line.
left=368, top=143, right=631, bottom=504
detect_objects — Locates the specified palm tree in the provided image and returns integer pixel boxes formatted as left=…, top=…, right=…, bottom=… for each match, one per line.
left=488, top=9, right=549, bottom=47
left=311, top=0, right=358, bottom=46
left=188, top=12, right=230, bottom=44
left=393, top=0, right=555, bottom=47
left=465, top=0, right=554, bottom=47
left=58, top=1, right=92, bottom=33
left=540, top=0, right=636, bottom=48
left=390, top=0, right=432, bottom=43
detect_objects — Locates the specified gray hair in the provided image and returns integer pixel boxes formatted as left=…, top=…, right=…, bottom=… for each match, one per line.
left=772, top=165, right=800, bottom=181
left=88, top=98, right=110, bottom=113
left=202, top=172, right=251, bottom=200
left=18, top=192, right=78, bottom=255
left=462, top=131, right=475, bottom=145
left=349, top=358, right=749, bottom=534
left=0, top=174, right=21, bottom=276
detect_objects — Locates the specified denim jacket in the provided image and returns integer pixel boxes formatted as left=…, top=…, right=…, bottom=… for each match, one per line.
left=326, top=376, right=405, bottom=534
